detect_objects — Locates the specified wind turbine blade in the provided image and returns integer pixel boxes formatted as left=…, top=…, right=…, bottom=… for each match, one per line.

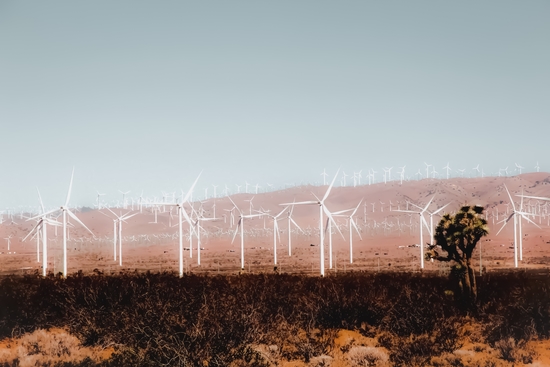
left=231, top=219, right=241, bottom=244
left=333, top=208, right=354, bottom=215
left=421, top=214, right=430, bottom=233
left=275, top=206, right=288, bottom=219
left=183, top=171, right=203, bottom=203
left=36, top=187, right=45, bottom=213
left=290, top=218, right=305, bottom=234
left=433, top=203, right=451, bottom=215
left=515, top=194, right=550, bottom=202
left=66, top=210, right=95, bottom=237
left=422, top=196, right=435, bottom=213
left=520, top=213, right=540, bottom=228
left=280, top=200, right=317, bottom=206
left=64, top=167, right=75, bottom=207
left=351, top=198, right=363, bottom=216
left=275, top=221, right=281, bottom=243
left=351, top=218, right=362, bottom=240
left=322, top=168, right=340, bottom=202
left=495, top=213, right=514, bottom=236
left=504, top=184, right=516, bottom=212
left=28, top=208, right=58, bottom=221
left=409, top=203, right=423, bottom=211
left=122, top=213, right=139, bottom=220
left=228, top=197, right=243, bottom=215
left=323, top=205, right=344, bottom=240
left=105, top=207, right=119, bottom=219
left=23, top=220, right=42, bottom=242
left=520, top=189, right=524, bottom=212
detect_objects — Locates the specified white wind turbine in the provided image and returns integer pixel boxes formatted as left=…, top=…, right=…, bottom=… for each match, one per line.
left=443, top=163, right=451, bottom=179
left=229, top=197, right=264, bottom=270
left=473, top=165, right=481, bottom=177
left=262, top=207, right=288, bottom=265
left=285, top=204, right=305, bottom=257
left=103, top=208, right=138, bottom=266
left=149, top=172, right=202, bottom=276
left=535, top=162, right=540, bottom=172
left=398, top=166, right=405, bottom=185
left=119, top=190, right=130, bottom=209
left=321, top=169, right=328, bottom=185
left=496, top=185, right=539, bottom=267
left=411, top=201, right=451, bottom=247
left=515, top=163, right=524, bottom=175
left=395, top=196, right=434, bottom=269
left=325, top=207, right=348, bottom=269
left=23, top=188, right=62, bottom=275
left=334, top=199, right=363, bottom=264
left=280, top=168, right=342, bottom=276
left=96, top=191, right=105, bottom=209
left=424, top=162, right=431, bottom=179
left=4, top=235, right=12, bottom=252
left=189, top=208, right=219, bottom=266
left=28, top=168, right=94, bottom=277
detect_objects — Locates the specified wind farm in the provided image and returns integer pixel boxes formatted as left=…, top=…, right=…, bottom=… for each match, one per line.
left=1, top=167, right=550, bottom=277
left=2, top=1, right=550, bottom=365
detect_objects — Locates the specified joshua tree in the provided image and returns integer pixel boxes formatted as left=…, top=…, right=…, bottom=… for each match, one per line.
left=426, top=205, right=489, bottom=304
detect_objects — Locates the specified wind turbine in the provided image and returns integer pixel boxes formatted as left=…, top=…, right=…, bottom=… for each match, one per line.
left=23, top=188, right=62, bottom=275
left=515, top=163, right=524, bottom=175
left=424, top=162, right=431, bottom=180
left=28, top=168, right=94, bottom=277
left=321, top=169, right=328, bottom=185
left=280, top=168, right=342, bottom=276
left=149, top=172, right=202, bottom=276
left=334, top=199, right=363, bottom=264
left=4, top=235, right=12, bottom=252
left=496, top=185, right=539, bottom=267
left=229, top=197, right=263, bottom=270
left=443, top=163, right=451, bottom=179
left=119, top=190, right=130, bottom=209
left=103, top=208, right=138, bottom=266
left=395, top=196, right=434, bottom=269
left=535, top=162, right=540, bottom=172
left=96, top=191, right=105, bottom=209
left=473, top=165, right=480, bottom=177
left=286, top=204, right=305, bottom=256
left=398, top=166, right=406, bottom=185
left=189, top=208, right=218, bottom=266
left=411, top=201, right=451, bottom=247
left=263, top=207, right=287, bottom=265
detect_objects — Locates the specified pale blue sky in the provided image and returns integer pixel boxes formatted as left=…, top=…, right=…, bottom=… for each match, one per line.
left=1, top=1, right=549, bottom=208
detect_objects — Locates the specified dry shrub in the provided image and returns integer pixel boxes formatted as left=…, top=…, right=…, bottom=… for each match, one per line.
left=493, top=337, right=536, bottom=364
left=347, top=346, right=389, bottom=367
left=308, top=354, right=333, bottom=366
left=284, top=328, right=337, bottom=363
left=0, top=328, right=108, bottom=366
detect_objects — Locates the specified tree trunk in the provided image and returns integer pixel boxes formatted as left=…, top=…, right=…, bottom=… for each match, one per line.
left=466, top=259, right=477, bottom=302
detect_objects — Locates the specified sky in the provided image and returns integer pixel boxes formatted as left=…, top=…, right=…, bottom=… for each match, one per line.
left=1, top=1, right=549, bottom=209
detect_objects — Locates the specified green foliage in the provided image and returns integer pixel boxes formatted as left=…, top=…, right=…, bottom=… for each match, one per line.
left=427, top=205, right=489, bottom=304
left=429, top=205, right=489, bottom=263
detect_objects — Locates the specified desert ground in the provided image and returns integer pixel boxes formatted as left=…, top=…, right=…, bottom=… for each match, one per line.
left=1, top=173, right=549, bottom=276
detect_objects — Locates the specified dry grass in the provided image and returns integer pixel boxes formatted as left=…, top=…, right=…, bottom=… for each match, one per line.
left=0, top=328, right=112, bottom=367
